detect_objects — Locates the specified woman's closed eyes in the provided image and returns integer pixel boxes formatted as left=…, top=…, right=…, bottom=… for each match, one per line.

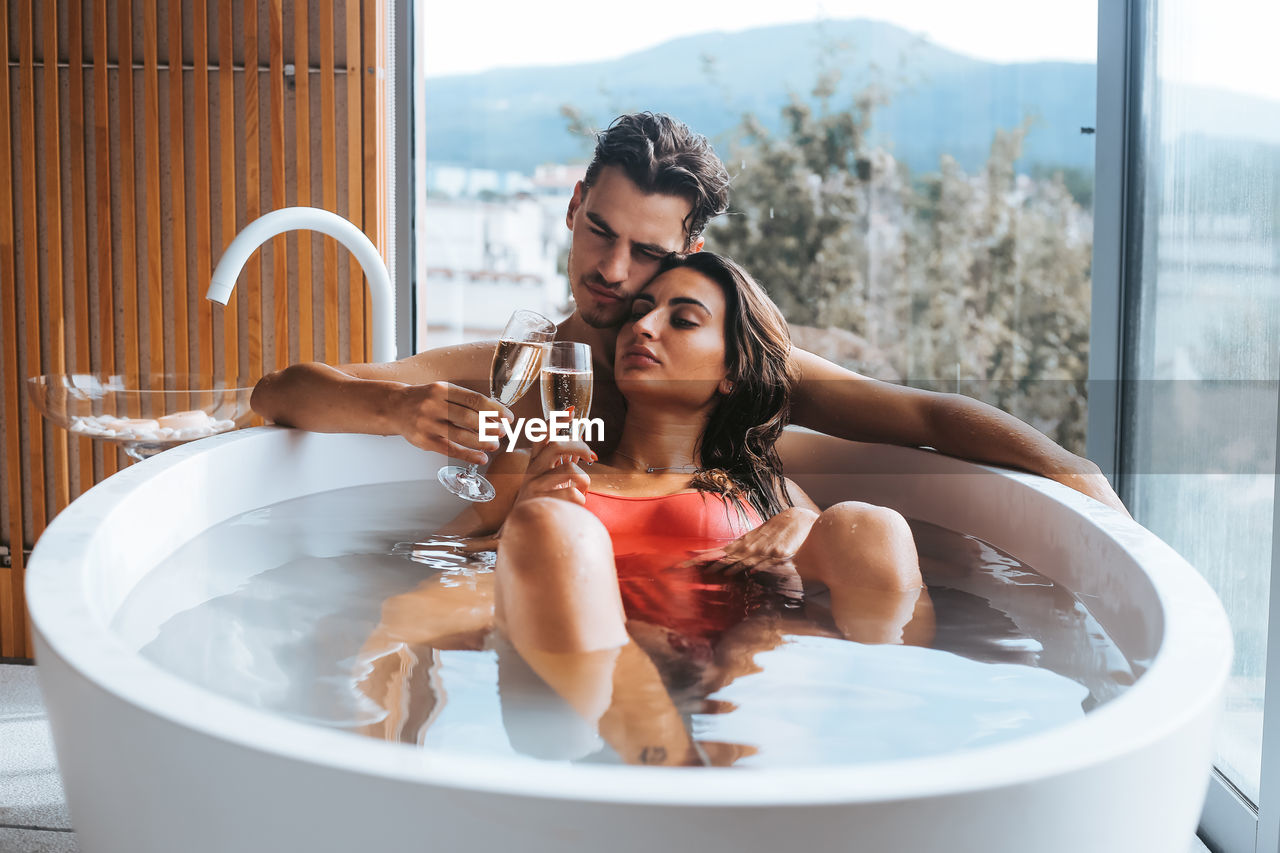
left=627, top=307, right=700, bottom=329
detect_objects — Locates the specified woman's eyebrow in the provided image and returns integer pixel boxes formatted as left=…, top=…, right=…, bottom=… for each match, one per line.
left=632, top=293, right=656, bottom=304
left=669, top=296, right=711, bottom=313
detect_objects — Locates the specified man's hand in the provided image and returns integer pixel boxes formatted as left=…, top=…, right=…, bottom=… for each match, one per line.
left=685, top=506, right=819, bottom=576
left=250, top=344, right=510, bottom=461
left=394, top=381, right=513, bottom=465
left=513, top=438, right=597, bottom=507
left=1049, top=458, right=1130, bottom=517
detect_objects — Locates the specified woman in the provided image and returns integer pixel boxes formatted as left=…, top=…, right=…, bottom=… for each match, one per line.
left=359, top=253, right=930, bottom=763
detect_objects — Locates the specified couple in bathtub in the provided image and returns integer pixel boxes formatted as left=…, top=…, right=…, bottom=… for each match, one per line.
left=355, top=248, right=931, bottom=765
left=251, top=112, right=1126, bottom=762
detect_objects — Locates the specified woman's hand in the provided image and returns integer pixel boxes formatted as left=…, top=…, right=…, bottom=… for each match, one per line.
left=686, top=506, right=819, bottom=575
left=513, top=437, right=598, bottom=507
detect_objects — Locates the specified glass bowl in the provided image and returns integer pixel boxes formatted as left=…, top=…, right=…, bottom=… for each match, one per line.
left=26, top=374, right=257, bottom=461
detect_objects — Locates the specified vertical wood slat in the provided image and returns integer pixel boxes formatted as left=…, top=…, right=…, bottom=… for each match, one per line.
left=192, top=0, right=213, bottom=379
left=346, top=0, right=363, bottom=363
left=217, top=1, right=238, bottom=381
left=41, top=0, right=70, bottom=514
left=0, top=0, right=387, bottom=660
left=294, top=0, right=314, bottom=363
left=318, top=2, right=339, bottom=362
left=364, top=0, right=385, bottom=360
left=142, top=1, right=165, bottom=383
left=68, top=0, right=95, bottom=494
left=118, top=0, right=141, bottom=382
left=92, top=0, right=118, bottom=480
left=0, top=0, right=23, bottom=657
left=17, top=1, right=47, bottom=541
left=268, top=0, right=289, bottom=370
left=167, top=1, right=190, bottom=377
left=243, top=0, right=262, bottom=379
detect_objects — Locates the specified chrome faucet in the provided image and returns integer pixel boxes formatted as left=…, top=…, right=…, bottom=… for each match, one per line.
left=206, top=207, right=396, bottom=362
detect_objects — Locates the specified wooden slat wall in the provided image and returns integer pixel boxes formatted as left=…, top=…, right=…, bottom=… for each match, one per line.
left=91, top=0, right=118, bottom=481
left=0, top=0, right=19, bottom=657
left=0, top=0, right=388, bottom=660
left=67, top=2, right=94, bottom=499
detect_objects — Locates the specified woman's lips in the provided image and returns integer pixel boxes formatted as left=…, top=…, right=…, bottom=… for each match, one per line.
left=620, top=346, right=660, bottom=366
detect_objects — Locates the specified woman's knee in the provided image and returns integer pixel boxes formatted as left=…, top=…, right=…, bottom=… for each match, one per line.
left=496, top=498, right=626, bottom=653
left=817, top=501, right=913, bottom=543
left=499, top=498, right=613, bottom=580
left=806, top=501, right=921, bottom=590
left=505, top=495, right=583, bottom=529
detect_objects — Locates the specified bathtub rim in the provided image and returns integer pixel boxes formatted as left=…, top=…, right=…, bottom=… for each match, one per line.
left=27, top=425, right=1232, bottom=808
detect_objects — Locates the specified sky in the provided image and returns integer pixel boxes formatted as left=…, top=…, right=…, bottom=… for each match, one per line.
left=423, top=0, right=1098, bottom=75
left=421, top=0, right=1280, bottom=102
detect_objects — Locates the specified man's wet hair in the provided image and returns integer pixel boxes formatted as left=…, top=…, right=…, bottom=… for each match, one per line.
left=582, top=112, right=730, bottom=248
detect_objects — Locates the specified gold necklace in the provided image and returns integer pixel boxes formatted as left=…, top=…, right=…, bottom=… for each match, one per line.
left=612, top=449, right=700, bottom=474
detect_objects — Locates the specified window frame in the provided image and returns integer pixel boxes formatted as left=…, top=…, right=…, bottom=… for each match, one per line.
left=1096, top=0, right=1276, bottom=849
left=391, top=0, right=415, bottom=358
left=1087, top=0, right=1133, bottom=484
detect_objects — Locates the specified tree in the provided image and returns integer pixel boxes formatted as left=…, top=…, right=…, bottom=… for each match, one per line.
left=709, top=77, right=881, bottom=337
left=707, top=81, right=1093, bottom=452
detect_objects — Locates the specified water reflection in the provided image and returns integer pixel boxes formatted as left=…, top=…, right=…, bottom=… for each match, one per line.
left=114, top=483, right=1131, bottom=767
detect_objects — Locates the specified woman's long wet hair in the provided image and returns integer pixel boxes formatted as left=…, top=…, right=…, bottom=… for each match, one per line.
left=656, top=252, right=798, bottom=521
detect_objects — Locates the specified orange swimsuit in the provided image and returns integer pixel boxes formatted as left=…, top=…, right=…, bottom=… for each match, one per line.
left=583, top=489, right=760, bottom=541
left=583, top=490, right=763, bottom=645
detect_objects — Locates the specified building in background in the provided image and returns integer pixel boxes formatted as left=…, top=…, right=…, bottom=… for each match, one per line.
left=416, top=164, right=583, bottom=348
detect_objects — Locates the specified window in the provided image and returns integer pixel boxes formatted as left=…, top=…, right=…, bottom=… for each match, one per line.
left=1114, top=0, right=1280, bottom=847
left=411, top=4, right=1280, bottom=845
left=414, top=3, right=1098, bottom=460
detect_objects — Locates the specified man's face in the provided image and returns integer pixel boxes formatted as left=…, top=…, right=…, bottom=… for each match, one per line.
left=564, top=165, right=703, bottom=329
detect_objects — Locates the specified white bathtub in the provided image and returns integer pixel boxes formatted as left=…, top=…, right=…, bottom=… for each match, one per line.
left=27, top=426, right=1231, bottom=853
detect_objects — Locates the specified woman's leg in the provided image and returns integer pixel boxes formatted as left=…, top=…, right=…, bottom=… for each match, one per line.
left=356, top=570, right=494, bottom=740
left=495, top=497, right=700, bottom=765
left=793, top=501, right=934, bottom=645
left=495, top=497, right=628, bottom=654
left=357, top=642, right=445, bottom=743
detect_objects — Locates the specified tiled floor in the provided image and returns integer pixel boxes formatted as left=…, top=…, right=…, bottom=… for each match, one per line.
left=0, top=662, right=1216, bottom=853
left=0, top=664, right=76, bottom=852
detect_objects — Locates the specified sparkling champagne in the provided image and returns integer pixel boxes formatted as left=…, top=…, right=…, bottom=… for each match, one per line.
left=540, top=367, right=593, bottom=420
left=490, top=340, right=546, bottom=406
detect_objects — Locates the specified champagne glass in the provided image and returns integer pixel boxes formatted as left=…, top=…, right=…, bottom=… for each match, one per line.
left=437, top=310, right=555, bottom=502
left=540, top=342, right=594, bottom=434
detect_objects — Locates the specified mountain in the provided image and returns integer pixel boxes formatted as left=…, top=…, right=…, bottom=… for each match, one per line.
left=422, top=19, right=1098, bottom=175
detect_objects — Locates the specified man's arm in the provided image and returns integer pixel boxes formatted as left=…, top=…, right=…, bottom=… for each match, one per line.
left=250, top=342, right=508, bottom=465
left=788, top=348, right=1128, bottom=514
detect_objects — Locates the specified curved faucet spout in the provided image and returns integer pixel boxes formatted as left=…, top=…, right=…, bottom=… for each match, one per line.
left=206, top=207, right=396, bottom=363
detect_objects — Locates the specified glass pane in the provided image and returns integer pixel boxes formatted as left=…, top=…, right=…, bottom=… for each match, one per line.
left=1121, top=0, right=1280, bottom=805
left=416, top=4, right=1097, bottom=452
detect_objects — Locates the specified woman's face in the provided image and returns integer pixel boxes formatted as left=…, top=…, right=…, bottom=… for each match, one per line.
left=614, top=266, right=731, bottom=409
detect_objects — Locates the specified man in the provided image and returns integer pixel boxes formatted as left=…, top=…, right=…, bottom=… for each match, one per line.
left=252, top=112, right=1124, bottom=516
